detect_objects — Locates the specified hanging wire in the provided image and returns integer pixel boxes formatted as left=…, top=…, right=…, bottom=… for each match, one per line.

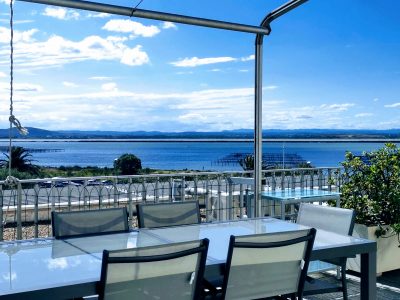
left=130, top=0, right=144, bottom=17
left=5, top=0, right=28, bottom=187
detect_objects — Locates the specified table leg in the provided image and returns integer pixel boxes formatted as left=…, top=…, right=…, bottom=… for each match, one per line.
left=360, top=250, right=376, bottom=300
left=272, top=200, right=276, bottom=217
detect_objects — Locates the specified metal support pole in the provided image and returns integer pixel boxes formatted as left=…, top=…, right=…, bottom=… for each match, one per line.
left=18, top=0, right=271, bottom=35
left=253, top=0, right=308, bottom=217
left=254, top=34, right=264, bottom=218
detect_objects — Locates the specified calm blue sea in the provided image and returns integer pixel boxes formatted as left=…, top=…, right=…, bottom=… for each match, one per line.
left=0, top=140, right=393, bottom=171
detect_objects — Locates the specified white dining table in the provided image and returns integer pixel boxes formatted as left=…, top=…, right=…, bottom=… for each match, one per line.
left=0, top=217, right=376, bottom=300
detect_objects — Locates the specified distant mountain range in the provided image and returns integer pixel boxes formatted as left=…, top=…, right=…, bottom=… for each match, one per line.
left=1, top=127, right=400, bottom=139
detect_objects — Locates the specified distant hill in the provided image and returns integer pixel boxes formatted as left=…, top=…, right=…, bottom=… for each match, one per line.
left=1, top=127, right=400, bottom=139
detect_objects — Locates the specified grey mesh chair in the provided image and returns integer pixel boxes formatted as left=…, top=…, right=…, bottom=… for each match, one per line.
left=297, top=203, right=355, bottom=300
left=216, top=229, right=316, bottom=300
left=98, top=238, right=209, bottom=300
left=136, top=201, right=201, bottom=229
left=51, top=207, right=129, bottom=239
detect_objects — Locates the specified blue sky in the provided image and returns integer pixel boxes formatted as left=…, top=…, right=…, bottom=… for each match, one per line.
left=0, top=0, right=399, bottom=132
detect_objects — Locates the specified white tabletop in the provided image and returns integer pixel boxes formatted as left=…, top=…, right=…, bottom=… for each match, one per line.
left=0, top=217, right=374, bottom=298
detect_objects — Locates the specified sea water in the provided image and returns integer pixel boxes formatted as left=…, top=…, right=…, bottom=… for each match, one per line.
left=0, top=140, right=392, bottom=171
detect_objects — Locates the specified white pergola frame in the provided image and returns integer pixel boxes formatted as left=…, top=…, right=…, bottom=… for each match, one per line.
left=17, top=0, right=309, bottom=217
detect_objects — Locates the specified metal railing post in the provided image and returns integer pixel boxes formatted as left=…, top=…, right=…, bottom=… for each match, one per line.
left=142, top=178, right=147, bottom=202
left=300, top=170, right=305, bottom=189
left=227, top=177, right=234, bottom=220
left=169, top=178, right=173, bottom=201
left=83, top=180, right=88, bottom=209
left=217, top=175, right=224, bottom=221
left=194, top=176, right=198, bottom=202
left=16, top=183, right=22, bottom=240
left=0, top=185, right=3, bottom=241
left=181, top=176, right=186, bottom=201
left=205, top=177, right=211, bottom=222
left=155, top=177, right=159, bottom=203
left=318, top=169, right=323, bottom=190
left=51, top=183, right=56, bottom=213
left=67, top=183, right=72, bottom=211
left=291, top=170, right=295, bottom=190
left=271, top=171, right=276, bottom=191
left=127, top=178, right=133, bottom=228
left=34, top=185, right=39, bottom=238
left=328, top=168, right=332, bottom=191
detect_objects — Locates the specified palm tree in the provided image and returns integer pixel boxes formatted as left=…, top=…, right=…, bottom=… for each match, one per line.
left=239, top=154, right=254, bottom=171
left=0, top=146, right=40, bottom=175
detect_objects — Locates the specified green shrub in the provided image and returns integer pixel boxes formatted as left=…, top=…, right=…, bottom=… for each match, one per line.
left=341, top=143, right=400, bottom=240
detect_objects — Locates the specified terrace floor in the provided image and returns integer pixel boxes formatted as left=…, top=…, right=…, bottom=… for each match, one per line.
left=306, top=270, right=400, bottom=300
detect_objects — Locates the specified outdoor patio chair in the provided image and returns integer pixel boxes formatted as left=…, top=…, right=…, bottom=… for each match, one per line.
left=207, top=228, right=316, bottom=300
left=136, top=201, right=201, bottom=229
left=51, top=207, right=129, bottom=239
left=296, top=203, right=355, bottom=300
left=98, top=238, right=209, bottom=300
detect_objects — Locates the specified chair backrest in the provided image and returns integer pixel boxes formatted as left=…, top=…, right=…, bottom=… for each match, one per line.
left=136, top=201, right=200, bottom=229
left=51, top=207, right=129, bottom=239
left=297, top=203, right=355, bottom=235
left=99, top=238, right=209, bottom=300
left=222, top=229, right=316, bottom=300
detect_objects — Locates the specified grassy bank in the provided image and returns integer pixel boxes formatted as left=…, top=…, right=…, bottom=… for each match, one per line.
left=0, top=166, right=201, bottom=180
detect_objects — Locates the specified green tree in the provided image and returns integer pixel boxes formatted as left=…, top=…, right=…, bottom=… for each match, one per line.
left=341, top=143, right=400, bottom=239
left=114, top=153, right=142, bottom=175
left=0, top=146, right=40, bottom=175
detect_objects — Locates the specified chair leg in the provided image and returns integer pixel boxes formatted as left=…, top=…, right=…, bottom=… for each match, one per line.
left=341, top=263, right=348, bottom=300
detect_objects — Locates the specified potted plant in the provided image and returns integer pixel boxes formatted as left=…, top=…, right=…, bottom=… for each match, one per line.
left=340, top=143, right=400, bottom=274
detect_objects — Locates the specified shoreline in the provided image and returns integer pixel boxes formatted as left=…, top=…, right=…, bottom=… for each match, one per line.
left=1, top=138, right=400, bottom=143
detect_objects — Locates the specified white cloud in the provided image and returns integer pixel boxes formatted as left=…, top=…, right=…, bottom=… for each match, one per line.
left=0, top=19, right=34, bottom=24
left=0, top=87, right=255, bottom=131
left=264, top=85, right=278, bottom=90
left=373, top=98, right=379, bottom=102
left=120, top=45, right=149, bottom=66
left=0, top=0, right=11, bottom=5
left=210, top=69, right=221, bottom=72
left=87, top=12, right=110, bottom=18
left=0, top=83, right=381, bottom=131
left=0, top=27, right=38, bottom=43
left=384, top=103, right=400, bottom=108
left=0, top=29, right=150, bottom=69
left=42, top=7, right=80, bottom=20
left=170, top=56, right=237, bottom=67
left=320, top=103, right=354, bottom=112
left=0, top=82, right=43, bottom=92
left=102, top=19, right=160, bottom=38
left=1, top=271, right=16, bottom=282
left=241, top=54, right=255, bottom=61
left=355, top=113, right=373, bottom=118
left=175, top=71, right=194, bottom=75
left=101, top=82, right=118, bottom=91
left=0, top=71, right=5, bottom=77
left=162, top=22, right=177, bottom=30
left=47, top=258, right=68, bottom=270
left=62, top=81, right=78, bottom=88
left=89, top=76, right=112, bottom=81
